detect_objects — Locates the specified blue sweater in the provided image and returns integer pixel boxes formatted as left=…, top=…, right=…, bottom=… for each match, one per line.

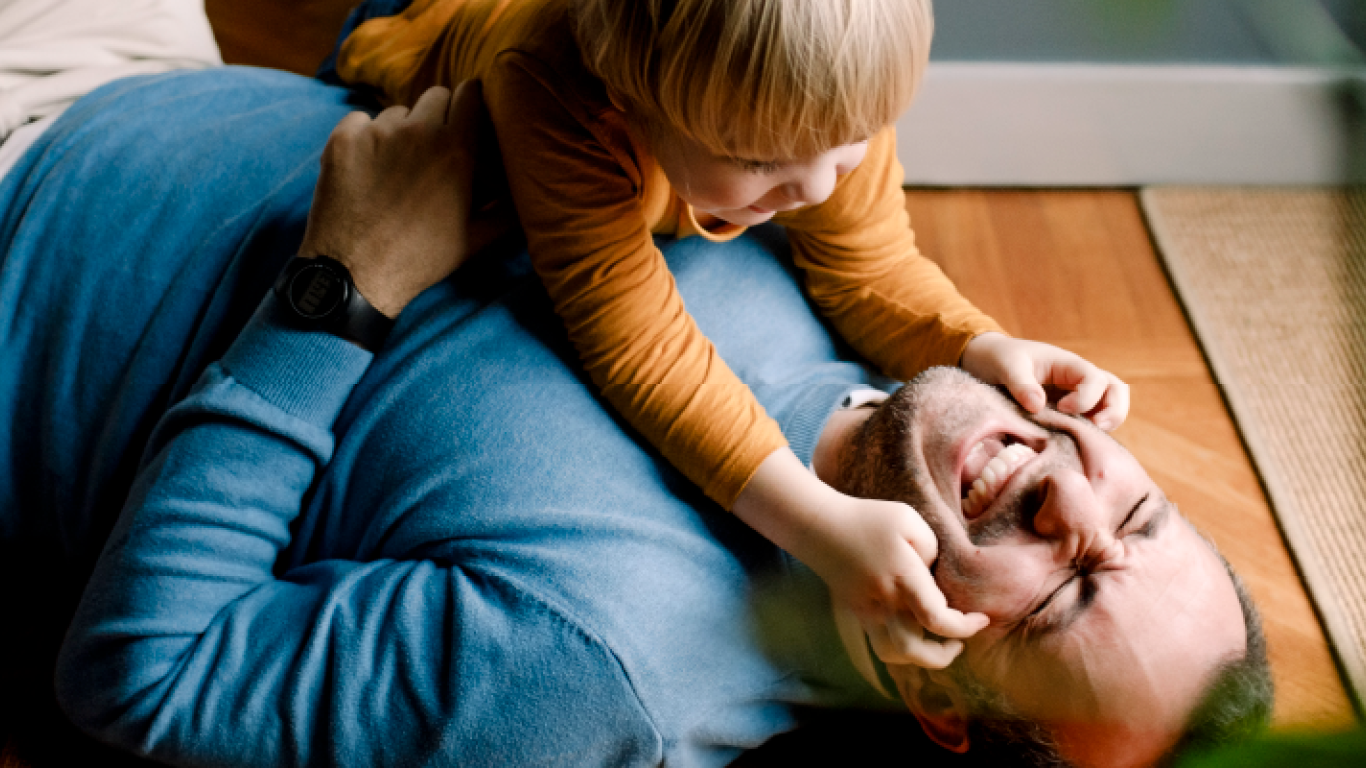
left=0, top=69, right=899, bottom=767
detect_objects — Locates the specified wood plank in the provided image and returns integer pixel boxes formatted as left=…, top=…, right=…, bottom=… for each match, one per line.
left=204, top=0, right=355, bottom=75
left=906, top=189, right=1356, bottom=730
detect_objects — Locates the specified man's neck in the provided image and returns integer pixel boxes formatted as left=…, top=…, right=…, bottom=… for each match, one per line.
left=811, top=406, right=873, bottom=489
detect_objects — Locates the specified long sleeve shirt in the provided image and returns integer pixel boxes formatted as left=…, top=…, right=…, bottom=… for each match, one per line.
left=336, top=0, right=1004, bottom=507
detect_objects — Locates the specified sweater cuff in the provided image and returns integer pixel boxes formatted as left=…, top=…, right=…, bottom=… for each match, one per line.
left=218, top=293, right=374, bottom=426
left=778, top=379, right=869, bottom=469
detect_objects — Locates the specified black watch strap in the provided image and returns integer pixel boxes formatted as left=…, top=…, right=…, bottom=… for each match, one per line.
left=273, top=256, right=395, bottom=352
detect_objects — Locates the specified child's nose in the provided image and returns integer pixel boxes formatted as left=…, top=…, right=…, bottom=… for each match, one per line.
left=779, top=166, right=837, bottom=208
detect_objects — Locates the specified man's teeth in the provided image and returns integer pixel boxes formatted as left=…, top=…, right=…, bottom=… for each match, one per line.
left=963, top=442, right=1037, bottom=518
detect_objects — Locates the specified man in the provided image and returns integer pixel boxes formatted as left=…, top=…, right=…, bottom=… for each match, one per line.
left=0, top=67, right=1266, bottom=768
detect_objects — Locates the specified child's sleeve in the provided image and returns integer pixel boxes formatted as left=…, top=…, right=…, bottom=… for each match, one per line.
left=484, top=55, right=786, bottom=509
left=776, top=128, right=1005, bottom=380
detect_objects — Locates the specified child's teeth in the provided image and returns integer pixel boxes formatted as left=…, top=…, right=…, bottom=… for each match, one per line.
left=972, top=477, right=987, bottom=497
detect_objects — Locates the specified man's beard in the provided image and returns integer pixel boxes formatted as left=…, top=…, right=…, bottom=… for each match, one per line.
left=838, top=367, right=983, bottom=552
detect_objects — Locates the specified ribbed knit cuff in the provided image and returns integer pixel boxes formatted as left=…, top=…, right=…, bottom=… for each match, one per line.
left=219, top=294, right=374, bottom=426
left=779, top=379, right=869, bottom=469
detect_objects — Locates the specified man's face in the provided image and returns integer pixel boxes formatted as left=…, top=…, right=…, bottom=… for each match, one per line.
left=870, top=368, right=1247, bottom=768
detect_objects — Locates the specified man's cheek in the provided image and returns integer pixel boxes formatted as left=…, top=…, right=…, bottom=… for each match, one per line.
left=938, top=550, right=1043, bottom=621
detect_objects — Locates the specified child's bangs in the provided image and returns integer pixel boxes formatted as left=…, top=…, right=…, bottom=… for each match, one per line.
left=651, top=0, right=932, bottom=161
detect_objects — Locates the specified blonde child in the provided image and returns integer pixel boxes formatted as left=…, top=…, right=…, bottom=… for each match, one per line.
left=337, top=0, right=1128, bottom=668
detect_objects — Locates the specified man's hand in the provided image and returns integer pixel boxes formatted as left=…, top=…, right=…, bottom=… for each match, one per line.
left=733, top=448, right=989, bottom=670
left=960, top=332, right=1131, bottom=431
left=299, top=81, right=508, bottom=318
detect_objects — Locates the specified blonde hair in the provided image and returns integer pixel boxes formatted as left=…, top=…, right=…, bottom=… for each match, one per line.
left=572, top=0, right=933, bottom=161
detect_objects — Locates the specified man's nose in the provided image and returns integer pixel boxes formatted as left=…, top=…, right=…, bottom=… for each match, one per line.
left=1032, top=469, right=1119, bottom=567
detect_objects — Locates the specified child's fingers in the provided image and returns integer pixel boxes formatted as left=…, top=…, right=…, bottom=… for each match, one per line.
left=1054, top=363, right=1109, bottom=415
left=864, top=614, right=964, bottom=670
left=998, top=362, right=1047, bottom=413
left=892, top=556, right=991, bottom=640
left=1087, top=373, right=1131, bottom=431
left=896, top=501, right=938, bottom=564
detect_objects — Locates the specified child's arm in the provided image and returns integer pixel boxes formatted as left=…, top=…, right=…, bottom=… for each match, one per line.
left=777, top=128, right=1129, bottom=429
left=734, top=447, right=989, bottom=669
left=776, top=128, right=998, bottom=380
left=483, top=55, right=786, bottom=509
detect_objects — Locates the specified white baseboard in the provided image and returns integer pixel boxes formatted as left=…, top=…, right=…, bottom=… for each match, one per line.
left=896, top=63, right=1366, bottom=186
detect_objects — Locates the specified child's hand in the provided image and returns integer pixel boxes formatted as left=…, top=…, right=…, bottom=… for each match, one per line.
left=733, top=448, right=988, bottom=670
left=960, top=332, right=1130, bottom=431
left=811, top=494, right=990, bottom=669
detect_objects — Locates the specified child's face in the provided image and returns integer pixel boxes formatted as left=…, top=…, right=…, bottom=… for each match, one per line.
left=647, top=122, right=869, bottom=227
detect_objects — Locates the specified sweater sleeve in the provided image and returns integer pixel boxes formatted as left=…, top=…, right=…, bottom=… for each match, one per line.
left=776, top=127, right=1004, bottom=380
left=54, top=296, right=659, bottom=768
left=484, top=55, right=786, bottom=509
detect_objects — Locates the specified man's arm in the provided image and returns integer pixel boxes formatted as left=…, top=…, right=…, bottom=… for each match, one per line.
left=55, top=84, right=659, bottom=767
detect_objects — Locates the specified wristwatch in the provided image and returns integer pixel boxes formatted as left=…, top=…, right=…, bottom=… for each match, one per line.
left=273, top=255, right=394, bottom=352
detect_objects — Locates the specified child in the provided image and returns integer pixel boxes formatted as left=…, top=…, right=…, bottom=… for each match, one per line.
left=336, top=0, right=1128, bottom=667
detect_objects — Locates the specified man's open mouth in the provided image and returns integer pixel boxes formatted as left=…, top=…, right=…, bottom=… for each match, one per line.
left=959, top=434, right=1038, bottom=519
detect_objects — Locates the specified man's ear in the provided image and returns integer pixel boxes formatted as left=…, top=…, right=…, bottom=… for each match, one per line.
left=899, top=668, right=971, bottom=754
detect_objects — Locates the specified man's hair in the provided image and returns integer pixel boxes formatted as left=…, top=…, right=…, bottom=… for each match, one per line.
left=1158, top=554, right=1273, bottom=765
left=840, top=387, right=1274, bottom=766
left=570, top=0, right=933, bottom=160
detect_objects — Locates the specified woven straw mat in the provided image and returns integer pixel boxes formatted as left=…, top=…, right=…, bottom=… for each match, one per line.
left=1142, top=186, right=1366, bottom=705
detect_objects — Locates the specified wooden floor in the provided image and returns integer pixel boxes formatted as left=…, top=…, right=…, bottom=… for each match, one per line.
left=2, top=3, right=1356, bottom=765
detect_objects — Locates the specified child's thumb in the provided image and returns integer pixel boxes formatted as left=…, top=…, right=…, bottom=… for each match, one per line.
left=1002, top=367, right=1046, bottom=413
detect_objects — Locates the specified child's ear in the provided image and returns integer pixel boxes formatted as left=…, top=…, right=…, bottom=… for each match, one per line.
left=898, top=667, right=971, bottom=754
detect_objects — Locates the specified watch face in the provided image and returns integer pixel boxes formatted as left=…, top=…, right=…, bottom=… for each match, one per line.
left=289, top=263, right=347, bottom=320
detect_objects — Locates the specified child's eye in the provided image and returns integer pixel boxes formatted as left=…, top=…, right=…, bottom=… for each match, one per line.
left=733, top=158, right=783, bottom=174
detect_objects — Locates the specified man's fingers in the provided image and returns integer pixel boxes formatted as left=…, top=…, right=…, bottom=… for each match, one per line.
left=408, top=85, right=453, bottom=126
left=372, top=103, right=411, bottom=128
left=445, top=79, right=483, bottom=133
left=864, top=615, right=965, bottom=669
left=331, top=110, right=374, bottom=137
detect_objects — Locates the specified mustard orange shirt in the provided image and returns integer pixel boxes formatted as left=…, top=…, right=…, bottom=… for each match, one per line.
left=339, top=0, right=1004, bottom=508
